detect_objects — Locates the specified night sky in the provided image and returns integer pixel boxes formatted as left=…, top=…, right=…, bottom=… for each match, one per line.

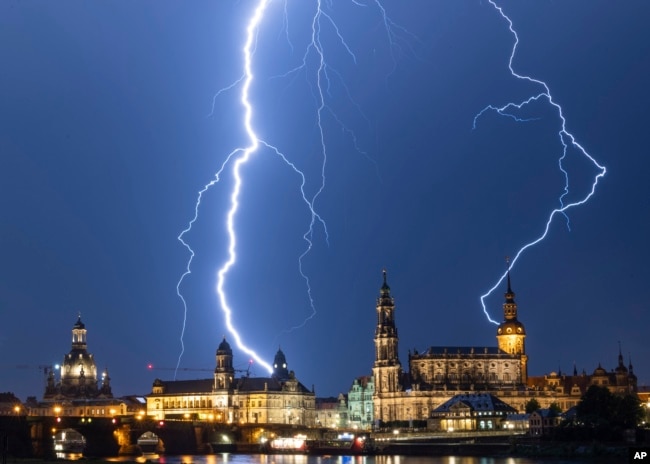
left=1, top=1, right=649, bottom=401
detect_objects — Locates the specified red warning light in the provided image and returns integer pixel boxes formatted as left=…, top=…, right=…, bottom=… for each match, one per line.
left=147, top=363, right=153, bottom=370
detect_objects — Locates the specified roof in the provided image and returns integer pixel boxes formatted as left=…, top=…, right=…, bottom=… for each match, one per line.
left=151, top=376, right=312, bottom=395
left=152, top=379, right=215, bottom=395
left=431, top=393, right=518, bottom=415
left=412, top=346, right=514, bottom=357
left=530, top=408, right=560, bottom=418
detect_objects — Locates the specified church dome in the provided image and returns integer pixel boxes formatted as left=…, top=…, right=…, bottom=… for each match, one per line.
left=496, top=319, right=526, bottom=336
left=217, top=337, right=232, bottom=354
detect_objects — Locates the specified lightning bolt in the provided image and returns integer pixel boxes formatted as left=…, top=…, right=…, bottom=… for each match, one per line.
left=475, top=1, right=606, bottom=324
left=176, top=0, right=411, bottom=374
left=176, top=0, right=277, bottom=376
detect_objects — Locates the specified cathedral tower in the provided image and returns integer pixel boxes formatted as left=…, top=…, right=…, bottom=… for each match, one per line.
left=273, top=348, right=290, bottom=380
left=214, top=337, right=234, bottom=390
left=496, top=268, right=528, bottom=382
left=372, top=270, right=402, bottom=394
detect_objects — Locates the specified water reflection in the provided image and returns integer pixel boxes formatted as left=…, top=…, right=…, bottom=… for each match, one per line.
left=94, top=454, right=578, bottom=464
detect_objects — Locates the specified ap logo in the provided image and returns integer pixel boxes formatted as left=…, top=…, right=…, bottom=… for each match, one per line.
left=630, top=448, right=650, bottom=462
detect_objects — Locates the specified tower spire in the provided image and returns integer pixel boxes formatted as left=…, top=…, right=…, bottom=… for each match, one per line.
left=503, top=257, right=516, bottom=318
left=496, top=258, right=527, bottom=382
left=381, top=268, right=390, bottom=294
left=373, top=269, right=402, bottom=405
left=617, top=341, right=625, bottom=367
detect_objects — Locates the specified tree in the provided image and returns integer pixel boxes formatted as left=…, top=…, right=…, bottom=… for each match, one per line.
left=574, top=385, right=644, bottom=439
left=613, top=393, right=644, bottom=428
left=549, top=402, right=562, bottom=414
left=577, top=385, right=616, bottom=428
left=525, top=398, right=541, bottom=414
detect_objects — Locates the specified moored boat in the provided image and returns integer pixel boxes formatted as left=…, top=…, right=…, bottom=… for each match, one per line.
left=307, top=432, right=374, bottom=455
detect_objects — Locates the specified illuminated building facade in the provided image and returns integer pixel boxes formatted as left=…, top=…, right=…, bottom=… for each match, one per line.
left=371, top=270, right=638, bottom=424
left=372, top=270, right=527, bottom=424
left=347, top=376, right=374, bottom=430
left=146, top=340, right=316, bottom=425
left=315, top=395, right=348, bottom=429
left=427, top=393, right=518, bottom=432
left=43, top=315, right=113, bottom=401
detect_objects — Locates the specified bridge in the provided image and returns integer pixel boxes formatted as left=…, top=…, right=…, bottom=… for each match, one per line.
left=0, top=414, right=325, bottom=458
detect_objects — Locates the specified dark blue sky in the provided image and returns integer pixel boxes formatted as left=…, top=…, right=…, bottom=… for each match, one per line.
left=1, top=1, right=649, bottom=400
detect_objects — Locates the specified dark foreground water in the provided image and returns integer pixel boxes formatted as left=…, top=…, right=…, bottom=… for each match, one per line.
left=97, top=454, right=603, bottom=464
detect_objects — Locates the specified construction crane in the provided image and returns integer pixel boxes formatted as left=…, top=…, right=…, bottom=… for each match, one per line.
left=5, top=364, right=58, bottom=389
left=146, top=360, right=254, bottom=377
left=146, top=364, right=212, bottom=372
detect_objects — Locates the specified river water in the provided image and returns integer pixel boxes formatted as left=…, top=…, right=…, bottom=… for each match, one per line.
left=96, top=454, right=602, bottom=464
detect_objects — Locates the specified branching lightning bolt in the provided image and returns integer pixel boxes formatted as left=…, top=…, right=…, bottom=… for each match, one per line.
left=176, top=0, right=278, bottom=376
left=176, top=0, right=400, bottom=373
left=475, top=1, right=606, bottom=324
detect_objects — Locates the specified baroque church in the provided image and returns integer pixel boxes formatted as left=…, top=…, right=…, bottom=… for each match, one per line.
left=43, top=315, right=113, bottom=400
left=146, top=339, right=316, bottom=426
left=371, top=270, right=637, bottom=424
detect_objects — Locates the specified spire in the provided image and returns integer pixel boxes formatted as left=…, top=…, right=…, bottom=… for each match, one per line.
left=618, top=341, right=625, bottom=367
left=71, top=314, right=87, bottom=349
left=381, top=269, right=390, bottom=295
left=375, top=268, right=397, bottom=335
left=504, top=257, right=515, bottom=305
left=273, top=347, right=289, bottom=380
left=502, top=258, right=517, bottom=320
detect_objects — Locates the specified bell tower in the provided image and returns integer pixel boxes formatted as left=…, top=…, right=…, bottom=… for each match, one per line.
left=214, top=337, right=234, bottom=390
left=372, top=270, right=402, bottom=394
left=496, top=264, right=528, bottom=382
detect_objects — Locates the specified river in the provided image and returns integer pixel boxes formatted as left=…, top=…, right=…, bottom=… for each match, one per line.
left=90, top=454, right=606, bottom=464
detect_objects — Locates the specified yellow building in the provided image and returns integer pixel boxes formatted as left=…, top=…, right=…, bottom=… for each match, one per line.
left=146, top=339, right=316, bottom=426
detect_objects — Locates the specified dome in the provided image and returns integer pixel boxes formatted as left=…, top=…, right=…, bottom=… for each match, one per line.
left=217, top=337, right=232, bottom=354
left=496, top=319, right=526, bottom=336
left=274, top=348, right=287, bottom=368
left=593, top=364, right=607, bottom=376
left=273, top=348, right=290, bottom=380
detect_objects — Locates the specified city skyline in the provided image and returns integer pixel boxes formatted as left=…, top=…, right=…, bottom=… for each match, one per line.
left=1, top=1, right=649, bottom=400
